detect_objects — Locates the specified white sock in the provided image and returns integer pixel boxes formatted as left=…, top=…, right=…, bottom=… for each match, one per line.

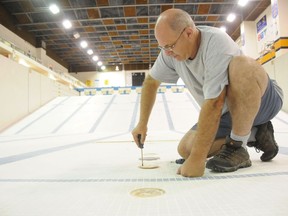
left=230, top=131, right=251, bottom=149
left=248, top=127, right=258, bottom=142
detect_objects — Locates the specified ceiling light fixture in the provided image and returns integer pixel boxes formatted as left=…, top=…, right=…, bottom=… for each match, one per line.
left=80, top=40, right=88, bottom=48
left=92, top=55, right=99, bottom=61
left=238, top=0, right=249, bottom=7
left=220, top=26, right=227, bottom=32
left=101, top=66, right=106, bottom=70
left=115, top=66, right=119, bottom=71
left=73, top=32, right=80, bottom=39
left=62, top=19, right=72, bottom=29
left=87, top=49, right=93, bottom=55
left=49, top=4, right=60, bottom=14
left=97, top=61, right=103, bottom=66
left=227, top=13, right=236, bottom=22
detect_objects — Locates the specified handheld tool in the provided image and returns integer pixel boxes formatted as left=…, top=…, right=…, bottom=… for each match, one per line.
left=137, top=134, right=144, bottom=166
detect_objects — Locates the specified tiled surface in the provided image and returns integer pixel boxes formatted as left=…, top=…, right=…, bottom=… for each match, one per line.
left=1, top=91, right=288, bottom=216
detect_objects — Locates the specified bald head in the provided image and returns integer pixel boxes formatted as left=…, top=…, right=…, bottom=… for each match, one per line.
left=155, top=9, right=195, bottom=33
left=155, top=8, right=200, bottom=61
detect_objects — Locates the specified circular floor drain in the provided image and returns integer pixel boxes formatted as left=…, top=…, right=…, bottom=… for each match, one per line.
left=138, top=165, right=159, bottom=169
left=130, top=188, right=165, bottom=198
left=139, top=156, right=160, bottom=161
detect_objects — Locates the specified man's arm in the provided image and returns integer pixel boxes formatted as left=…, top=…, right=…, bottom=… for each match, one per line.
left=179, top=87, right=226, bottom=177
left=131, top=74, right=161, bottom=146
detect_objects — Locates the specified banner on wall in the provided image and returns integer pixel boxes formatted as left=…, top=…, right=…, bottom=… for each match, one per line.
left=86, top=80, right=92, bottom=87
left=271, top=0, right=279, bottom=38
left=271, top=0, right=278, bottom=19
left=257, top=15, right=267, bottom=33
left=258, top=29, right=267, bottom=42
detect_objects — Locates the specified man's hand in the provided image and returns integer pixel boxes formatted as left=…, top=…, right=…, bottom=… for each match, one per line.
left=131, top=75, right=161, bottom=148
left=131, top=124, right=147, bottom=148
left=177, top=156, right=205, bottom=177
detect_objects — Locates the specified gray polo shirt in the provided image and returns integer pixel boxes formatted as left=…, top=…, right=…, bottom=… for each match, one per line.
left=150, top=26, right=243, bottom=113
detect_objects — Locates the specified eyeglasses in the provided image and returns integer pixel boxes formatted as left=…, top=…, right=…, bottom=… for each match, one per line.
left=158, top=27, right=186, bottom=51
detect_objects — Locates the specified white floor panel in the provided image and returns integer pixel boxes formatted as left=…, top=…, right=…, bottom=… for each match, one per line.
left=0, top=92, right=288, bottom=216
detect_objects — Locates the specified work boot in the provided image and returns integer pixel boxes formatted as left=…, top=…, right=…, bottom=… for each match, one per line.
left=206, top=136, right=251, bottom=172
left=247, top=121, right=278, bottom=161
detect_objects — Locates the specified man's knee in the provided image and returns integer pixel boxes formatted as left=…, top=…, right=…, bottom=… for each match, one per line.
left=228, top=56, right=268, bottom=95
left=177, top=130, right=196, bottom=159
left=177, top=141, right=189, bottom=159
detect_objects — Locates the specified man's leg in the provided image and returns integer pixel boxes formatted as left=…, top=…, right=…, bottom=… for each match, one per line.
left=177, top=130, right=226, bottom=161
left=177, top=111, right=234, bottom=164
left=206, top=56, right=269, bottom=172
left=227, top=56, right=268, bottom=136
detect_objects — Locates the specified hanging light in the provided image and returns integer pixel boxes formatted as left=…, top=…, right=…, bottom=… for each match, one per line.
left=238, top=0, right=249, bottom=7
left=73, top=32, right=80, bottom=39
left=220, top=26, right=227, bottom=32
left=227, top=13, right=236, bottom=22
left=87, top=49, right=93, bottom=55
left=62, top=19, right=72, bottom=29
left=92, top=55, right=99, bottom=61
left=49, top=4, right=60, bottom=14
left=80, top=40, right=88, bottom=48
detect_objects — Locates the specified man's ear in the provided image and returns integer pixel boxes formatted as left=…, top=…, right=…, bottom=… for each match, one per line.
left=185, top=27, right=193, bottom=38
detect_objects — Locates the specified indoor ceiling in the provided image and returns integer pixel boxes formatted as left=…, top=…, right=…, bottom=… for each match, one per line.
left=0, top=0, right=270, bottom=72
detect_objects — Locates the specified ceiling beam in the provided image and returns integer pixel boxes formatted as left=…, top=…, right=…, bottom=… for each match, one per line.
left=10, top=2, right=240, bottom=15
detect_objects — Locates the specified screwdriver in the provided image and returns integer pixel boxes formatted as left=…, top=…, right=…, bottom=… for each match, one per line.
left=137, top=134, right=144, bottom=166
